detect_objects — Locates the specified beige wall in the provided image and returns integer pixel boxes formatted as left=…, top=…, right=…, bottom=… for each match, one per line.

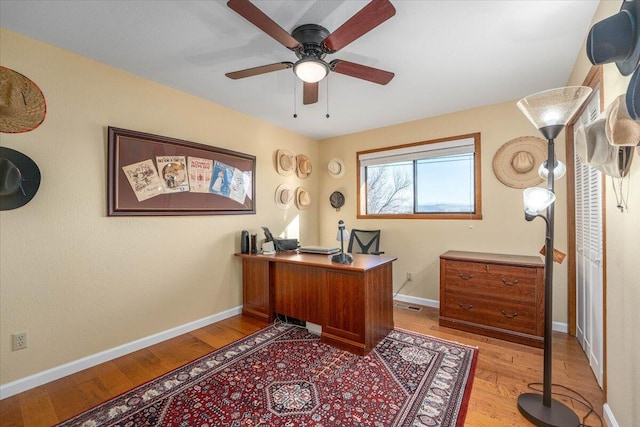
left=0, top=28, right=318, bottom=384
left=317, top=101, right=570, bottom=321
left=567, top=1, right=639, bottom=425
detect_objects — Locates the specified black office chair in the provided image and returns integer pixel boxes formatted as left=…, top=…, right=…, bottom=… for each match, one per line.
left=347, top=229, right=384, bottom=255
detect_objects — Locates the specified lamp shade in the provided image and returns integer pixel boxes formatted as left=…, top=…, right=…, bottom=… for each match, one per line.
left=538, top=159, right=566, bottom=180
left=517, top=86, right=592, bottom=129
left=294, top=57, right=328, bottom=83
left=336, top=228, right=350, bottom=242
left=523, top=187, right=556, bottom=216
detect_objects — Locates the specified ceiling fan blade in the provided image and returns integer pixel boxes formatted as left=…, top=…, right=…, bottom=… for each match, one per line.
left=303, top=82, right=319, bottom=105
left=322, top=0, right=396, bottom=52
left=227, top=0, right=300, bottom=50
left=330, top=60, right=394, bottom=85
left=226, top=62, right=293, bottom=79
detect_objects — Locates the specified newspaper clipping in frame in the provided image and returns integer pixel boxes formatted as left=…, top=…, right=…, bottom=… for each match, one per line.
left=187, top=157, right=213, bottom=193
left=156, top=156, right=190, bottom=193
left=122, top=159, right=164, bottom=202
left=229, top=168, right=247, bottom=204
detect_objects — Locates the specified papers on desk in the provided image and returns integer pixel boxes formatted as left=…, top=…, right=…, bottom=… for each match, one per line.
left=298, top=246, right=341, bottom=255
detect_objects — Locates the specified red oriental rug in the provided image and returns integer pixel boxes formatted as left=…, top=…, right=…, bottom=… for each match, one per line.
left=57, top=325, right=477, bottom=427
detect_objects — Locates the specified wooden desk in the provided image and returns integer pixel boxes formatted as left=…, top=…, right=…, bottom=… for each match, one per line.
left=235, top=252, right=397, bottom=355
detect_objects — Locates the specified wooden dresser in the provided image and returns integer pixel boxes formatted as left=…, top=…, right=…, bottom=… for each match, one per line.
left=439, top=250, right=545, bottom=347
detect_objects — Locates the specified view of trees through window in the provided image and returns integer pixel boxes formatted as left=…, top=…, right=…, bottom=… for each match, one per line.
left=360, top=134, right=480, bottom=219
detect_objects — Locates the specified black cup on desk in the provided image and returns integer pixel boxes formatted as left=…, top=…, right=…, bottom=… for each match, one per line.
left=250, top=234, right=258, bottom=254
left=241, top=230, right=249, bottom=254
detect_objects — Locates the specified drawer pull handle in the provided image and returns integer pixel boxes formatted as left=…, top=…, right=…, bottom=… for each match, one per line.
left=459, top=303, right=474, bottom=310
left=458, top=273, right=474, bottom=280
left=501, top=278, right=519, bottom=286
left=501, top=309, right=518, bottom=318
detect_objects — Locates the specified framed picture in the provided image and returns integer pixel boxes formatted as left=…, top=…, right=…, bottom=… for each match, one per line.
left=108, top=127, right=256, bottom=216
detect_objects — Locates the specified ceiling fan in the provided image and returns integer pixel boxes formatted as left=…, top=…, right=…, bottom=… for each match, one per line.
left=225, top=0, right=396, bottom=105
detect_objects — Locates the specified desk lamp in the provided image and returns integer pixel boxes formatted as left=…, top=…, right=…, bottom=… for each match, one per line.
left=332, top=220, right=353, bottom=264
left=516, top=86, right=591, bottom=427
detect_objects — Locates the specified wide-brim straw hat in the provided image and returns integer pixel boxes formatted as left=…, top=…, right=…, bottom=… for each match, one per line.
left=606, top=94, right=640, bottom=146
left=0, top=67, right=47, bottom=134
left=492, top=136, right=547, bottom=189
left=583, top=118, right=634, bottom=178
left=0, top=146, right=41, bottom=210
left=327, top=158, right=345, bottom=178
left=276, top=149, right=295, bottom=176
left=296, top=154, right=312, bottom=179
left=295, top=187, right=311, bottom=210
left=275, top=184, right=294, bottom=210
left=586, top=0, right=640, bottom=76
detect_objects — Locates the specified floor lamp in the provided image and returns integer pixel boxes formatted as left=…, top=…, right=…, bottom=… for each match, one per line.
left=516, top=86, right=592, bottom=427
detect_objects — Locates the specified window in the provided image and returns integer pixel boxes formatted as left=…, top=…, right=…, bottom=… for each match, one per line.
left=357, top=133, right=482, bottom=219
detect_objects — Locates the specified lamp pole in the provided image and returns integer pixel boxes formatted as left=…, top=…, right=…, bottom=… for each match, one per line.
left=542, top=131, right=556, bottom=407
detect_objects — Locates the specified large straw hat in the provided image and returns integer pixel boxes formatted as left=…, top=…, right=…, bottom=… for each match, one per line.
left=327, top=158, right=345, bottom=178
left=296, top=154, right=312, bottom=179
left=606, top=94, right=640, bottom=146
left=582, top=118, right=634, bottom=178
left=0, top=146, right=41, bottom=210
left=295, top=187, right=311, bottom=210
left=0, top=67, right=46, bottom=134
left=276, top=149, right=295, bottom=176
left=492, top=136, right=547, bottom=189
left=274, top=184, right=294, bottom=210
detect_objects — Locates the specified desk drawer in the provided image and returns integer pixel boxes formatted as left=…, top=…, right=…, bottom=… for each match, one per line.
left=444, top=261, right=538, bottom=302
left=442, top=292, right=539, bottom=336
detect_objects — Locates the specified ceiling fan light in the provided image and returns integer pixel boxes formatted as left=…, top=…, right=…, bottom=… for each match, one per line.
left=294, top=57, right=328, bottom=83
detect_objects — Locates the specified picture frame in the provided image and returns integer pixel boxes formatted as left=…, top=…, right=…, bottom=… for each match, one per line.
left=108, top=127, right=256, bottom=216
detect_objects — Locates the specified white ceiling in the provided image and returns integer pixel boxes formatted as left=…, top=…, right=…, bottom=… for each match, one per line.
left=0, top=0, right=599, bottom=140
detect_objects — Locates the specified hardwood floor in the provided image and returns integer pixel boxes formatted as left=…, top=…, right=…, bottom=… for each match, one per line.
left=0, top=305, right=604, bottom=426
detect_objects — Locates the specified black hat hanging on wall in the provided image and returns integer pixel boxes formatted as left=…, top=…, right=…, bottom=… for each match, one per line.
left=0, top=66, right=47, bottom=133
left=0, top=147, right=41, bottom=210
left=586, top=0, right=640, bottom=119
left=329, top=191, right=345, bottom=211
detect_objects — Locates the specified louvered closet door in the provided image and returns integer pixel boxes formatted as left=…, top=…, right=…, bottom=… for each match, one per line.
left=573, top=91, right=603, bottom=387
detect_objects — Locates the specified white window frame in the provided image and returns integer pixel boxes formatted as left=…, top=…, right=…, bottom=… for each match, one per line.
left=357, top=133, right=482, bottom=219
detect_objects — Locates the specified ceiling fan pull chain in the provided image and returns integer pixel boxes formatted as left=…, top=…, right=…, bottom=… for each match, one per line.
left=326, top=76, right=330, bottom=119
left=293, top=76, right=298, bottom=118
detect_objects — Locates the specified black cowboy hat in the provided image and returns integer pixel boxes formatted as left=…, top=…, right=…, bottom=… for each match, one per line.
left=587, top=0, right=640, bottom=76
left=0, top=146, right=41, bottom=210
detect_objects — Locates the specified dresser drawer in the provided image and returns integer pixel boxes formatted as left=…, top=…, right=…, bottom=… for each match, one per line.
left=444, top=261, right=538, bottom=303
left=442, top=292, right=540, bottom=336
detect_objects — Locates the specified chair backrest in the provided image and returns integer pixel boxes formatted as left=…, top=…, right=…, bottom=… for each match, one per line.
left=347, top=229, right=381, bottom=254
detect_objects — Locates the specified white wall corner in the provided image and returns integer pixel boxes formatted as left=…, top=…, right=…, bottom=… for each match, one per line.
left=603, top=403, right=619, bottom=427
left=0, top=306, right=242, bottom=400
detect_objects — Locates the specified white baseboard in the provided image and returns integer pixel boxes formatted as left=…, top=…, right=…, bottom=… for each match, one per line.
left=394, top=293, right=439, bottom=308
left=0, top=306, right=242, bottom=400
left=603, top=403, right=619, bottom=427
left=393, top=293, right=569, bottom=333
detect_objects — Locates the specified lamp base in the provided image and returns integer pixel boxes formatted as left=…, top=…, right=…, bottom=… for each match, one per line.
left=517, top=393, right=579, bottom=427
left=331, top=252, right=353, bottom=264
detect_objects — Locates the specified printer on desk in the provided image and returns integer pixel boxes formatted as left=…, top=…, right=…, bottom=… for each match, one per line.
left=262, top=227, right=299, bottom=252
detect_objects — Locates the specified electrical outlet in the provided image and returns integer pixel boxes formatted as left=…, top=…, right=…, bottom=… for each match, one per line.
left=12, top=332, right=28, bottom=351
left=406, top=272, right=413, bottom=281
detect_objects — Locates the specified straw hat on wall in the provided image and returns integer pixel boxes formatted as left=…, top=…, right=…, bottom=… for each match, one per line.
left=295, top=187, right=311, bottom=210
left=0, top=66, right=47, bottom=133
left=606, top=95, right=640, bottom=147
left=296, top=154, right=312, bottom=179
left=492, top=136, right=547, bottom=189
left=275, top=184, right=294, bottom=210
left=327, top=158, right=345, bottom=178
left=276, top=149, right=295, bottom=176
